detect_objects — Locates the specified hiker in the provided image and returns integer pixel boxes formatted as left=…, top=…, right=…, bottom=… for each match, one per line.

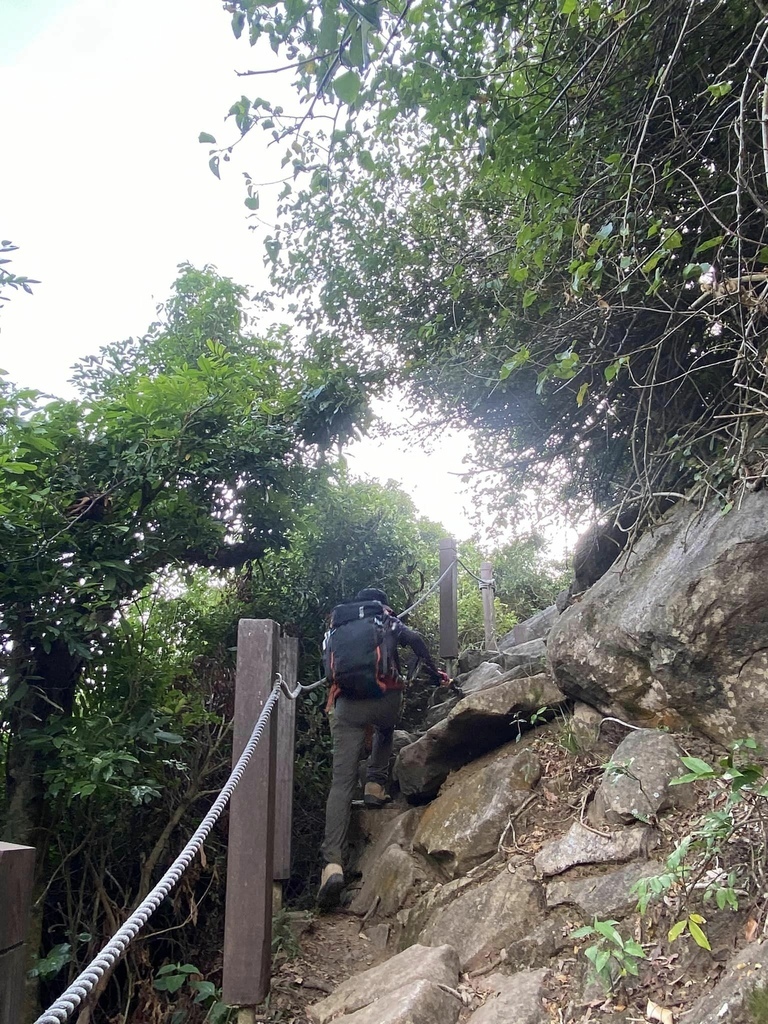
left=318, top=587, right=449, bottom=909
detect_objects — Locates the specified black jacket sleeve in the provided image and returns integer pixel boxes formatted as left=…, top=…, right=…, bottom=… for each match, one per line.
left=392, top=620, right=441, bottom=682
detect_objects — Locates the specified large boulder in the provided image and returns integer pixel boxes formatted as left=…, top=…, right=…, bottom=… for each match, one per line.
left=592, top=729, right=693, bottom=825
left=455, top=661, right=505, bottom=695
left=326, top=980, right=461, bottom=1024
left=308, top=943, right=460, bottom=1023
left=456, top=640, right=548, bottom=696
left=394, top=675, right=566, bottom=801
left=533, top=820, right=656, bottom=877
left=499, top=606, right=558, bottom=649
left=468, top=969, right=551, bottom=1024
left=400, top=863, right=543, bottom=970
left=352, top=807, right=424, bottom=882
left=350, top=843, right=437, bottom=917
left=545, top=860, right=664, bottom=918
left=490, top=638, right=548, bottom=674
left=683, top=944, right=767, bottom=1024
left=548, top=492, right=768, bottom=748
left=412, top=742, right=542, bottom=877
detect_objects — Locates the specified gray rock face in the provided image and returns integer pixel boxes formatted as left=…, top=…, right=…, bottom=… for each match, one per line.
left=568, top=702, right=604, bottom=752
left=394, top=675, right=566, bottom=801
left=491, top=638, right=548, bottom=673
left=458, top=649, right=492, bottom=675
left=548, top=492, right=768, bottom=748
left=354, top=807, right=423, bottom=877
left=545, top=860, right=664, bottom=918
left=307, top=943, right=460, bottom=1024
left=402, top=864, right=543, bottom=970
left=392, top=730, right=415, bottom=757
left=327, top=979, right=461, bottom=1024
left=683, top=945, right=767, bottom=1024
left=504, top=912, right=572, bottom=968
left=468, top=969, right=550, bottom=1024
left=456, top=661, right=505, bottom=695
left=499, top=606, right=559, bottom=650
left=593, top=729, right=692, bottom=824
left=351, top=843, right=436, bottom=917
left=534, top=820, right=656, bottom=877
left=456, top=640, right=549, bottom=696
left=412, top=743, right=541, bottom=877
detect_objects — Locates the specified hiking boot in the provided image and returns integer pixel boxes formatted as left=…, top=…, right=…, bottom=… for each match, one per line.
left=364, top=782, right=391, bottom=808
left=317, top=863, right=344, bottom=911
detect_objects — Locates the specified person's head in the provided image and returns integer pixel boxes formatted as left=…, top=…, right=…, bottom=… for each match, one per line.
left=355, top=587, right=390, bottom=608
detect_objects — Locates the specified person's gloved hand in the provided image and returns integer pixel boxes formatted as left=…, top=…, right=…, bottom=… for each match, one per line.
left=437, top=670, right=452, bottom=686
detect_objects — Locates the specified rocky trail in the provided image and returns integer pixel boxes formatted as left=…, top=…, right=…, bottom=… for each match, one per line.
left=259, top=492, right=768, bottom=1024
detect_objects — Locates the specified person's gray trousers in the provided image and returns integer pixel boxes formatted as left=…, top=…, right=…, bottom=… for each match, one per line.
left=321, top=689, right=402, bottom=867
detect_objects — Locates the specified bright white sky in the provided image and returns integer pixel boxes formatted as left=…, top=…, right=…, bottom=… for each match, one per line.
left=0, top=0, right=483, bottom=541
left=0, top=0, right=580, bottom=556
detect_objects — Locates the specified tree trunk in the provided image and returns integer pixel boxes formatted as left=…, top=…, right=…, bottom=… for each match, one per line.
left=3, top=633, right=83, bottom=1021
left=3, top=634, right=82, bottom=848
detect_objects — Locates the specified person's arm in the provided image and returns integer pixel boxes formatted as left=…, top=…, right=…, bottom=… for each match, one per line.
left=393, top=621, right=444, bottom=683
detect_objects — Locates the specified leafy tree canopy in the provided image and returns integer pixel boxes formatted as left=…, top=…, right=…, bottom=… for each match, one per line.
left=218, top=0, right=768, bottom=522
left=0, top=263, right=374, bottom=843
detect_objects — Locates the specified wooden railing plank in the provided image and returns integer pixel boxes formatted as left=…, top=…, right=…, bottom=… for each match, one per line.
left=222, top=619, right=279, bottom=1009
left=274, top=633, right=298, bottom=882
left=0, top=841, right=36, bottom=1024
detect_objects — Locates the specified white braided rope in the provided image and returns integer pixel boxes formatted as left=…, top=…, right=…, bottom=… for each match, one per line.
left=397, top=559, right=457, bottom=619
left=35, top=682, right=282, bottom=1024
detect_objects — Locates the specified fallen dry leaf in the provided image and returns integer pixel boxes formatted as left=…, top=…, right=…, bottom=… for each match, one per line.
left=745, top=918, right=759, bottom=942
left=647, top=997, right=674, bottom=1024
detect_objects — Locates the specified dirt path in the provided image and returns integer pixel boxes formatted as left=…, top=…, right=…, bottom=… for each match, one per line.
left=266, top=909, right=389, bottom=1023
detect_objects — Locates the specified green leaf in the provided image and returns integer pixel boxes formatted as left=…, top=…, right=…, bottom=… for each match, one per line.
left=231, top=10, right=246, bottom=38
left=576, top=382, right=589, bottom=407
left=358, top=150, right=376, bottom=173
left=668, top=919, right=688, bottom=942
left=198, top=132, right=217, bottom=145
left=688, top=919, right=711, bottom=950
left=522, top=289, right=537, bottom=309
left=155, top=975, right=187, bottom=993
left=333, top=70, right=361, bottom=105
left=245, top=195, right=260, bottom=210
left=679, top=755, right=715, bottom=776
left=695, top=235, right=724, bottom=254
left=561, top=0, right=578, bottom=12
left=192, top=980, right=218, bottom=1002
left=707, top=81, right=732, bottom=100
left=155, top=730, right=184, bottom=744
left=595, top=949, right=611, bottom=974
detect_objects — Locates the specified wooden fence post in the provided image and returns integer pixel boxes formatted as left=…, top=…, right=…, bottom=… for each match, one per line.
left=273, top=632, right=298, bottom=912
left=0, top=841, right=36, bottom=1024
left=222, top=619, right=280, bottom=1013
left=439, top=537, right=458, bottom=677
left=480, top=561, right=497, bottom=651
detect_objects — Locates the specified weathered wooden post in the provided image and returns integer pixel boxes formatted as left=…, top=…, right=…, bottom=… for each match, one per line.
left=480, top=560, right=497, bottom=651
left=223, top=619, right=280, bottom=1022
left=439, top=537, right=459, bottom=678
left=273, top=632, right=298, bottom=914
left=0, top=841, right=36, bottom=1024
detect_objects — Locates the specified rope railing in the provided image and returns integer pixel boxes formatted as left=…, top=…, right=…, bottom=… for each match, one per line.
left=35, top=682, right=285, bottom=1024
left=397, top=558, right=457, bottom=618
left=35, top=554, right=479, bottom=1024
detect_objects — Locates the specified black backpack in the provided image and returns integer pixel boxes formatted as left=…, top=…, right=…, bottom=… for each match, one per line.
left=323, top=600, right=392, bottom=700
